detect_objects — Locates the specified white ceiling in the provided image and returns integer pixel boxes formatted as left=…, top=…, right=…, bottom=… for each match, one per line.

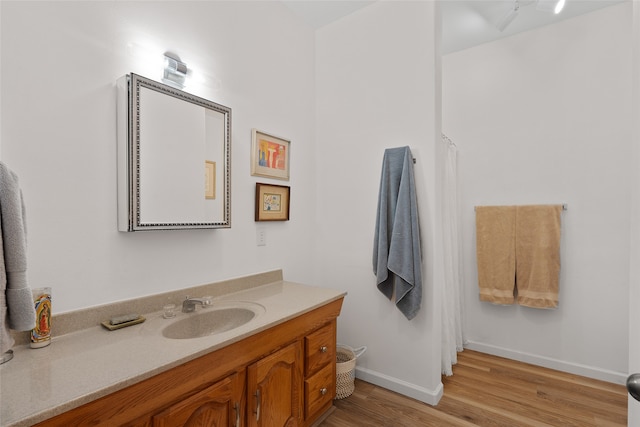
left=282, top=0, right=626, bottom=54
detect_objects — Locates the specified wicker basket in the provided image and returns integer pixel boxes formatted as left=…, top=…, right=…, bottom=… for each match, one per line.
left=335, top=345, right=367, bottom=399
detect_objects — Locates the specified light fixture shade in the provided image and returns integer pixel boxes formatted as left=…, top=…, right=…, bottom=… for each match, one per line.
left=162, top=53, right=188, bottom=89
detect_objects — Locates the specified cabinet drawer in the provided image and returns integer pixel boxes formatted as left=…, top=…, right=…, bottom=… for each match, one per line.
left=305, top=322, right=335, bottom=376
left=304, top=363, right=334, bottom=420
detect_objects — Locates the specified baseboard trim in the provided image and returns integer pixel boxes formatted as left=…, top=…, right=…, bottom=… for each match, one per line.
left=464, top=340, right=627, bottom=385
left=354, top=366, right=443, bottom=405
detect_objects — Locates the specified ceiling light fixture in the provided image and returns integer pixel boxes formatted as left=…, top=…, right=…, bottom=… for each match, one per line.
left=162, top=52, right=188, bottom=89
left=496, top=0, right=520, bottom=32
left=496, top=0, right=565, bottom=32
left=536, top=0, right=566, bottom=14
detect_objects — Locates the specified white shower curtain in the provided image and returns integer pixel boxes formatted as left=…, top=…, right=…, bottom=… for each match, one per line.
left=441, top=134, right=465, bottom=376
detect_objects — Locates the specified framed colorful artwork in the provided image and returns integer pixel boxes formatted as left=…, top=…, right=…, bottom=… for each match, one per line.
left=255, top=183, right=290, bottom=221
left=205, top=161, right=216, bottom=199
left=251, top=129, right=290, bottom=180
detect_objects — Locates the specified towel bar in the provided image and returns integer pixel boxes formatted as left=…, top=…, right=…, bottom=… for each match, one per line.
left=474, top=204, right=568, bottom=211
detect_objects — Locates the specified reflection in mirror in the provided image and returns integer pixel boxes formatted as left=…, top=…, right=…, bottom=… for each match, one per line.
left=117, top=73, right=231, bottom=231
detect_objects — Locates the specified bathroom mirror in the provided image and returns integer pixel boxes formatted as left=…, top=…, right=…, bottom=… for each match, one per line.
left=117, top=73, right=231, bottom=231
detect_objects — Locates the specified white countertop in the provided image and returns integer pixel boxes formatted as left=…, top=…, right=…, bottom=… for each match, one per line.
left=0, top=280, right=346, bottom=427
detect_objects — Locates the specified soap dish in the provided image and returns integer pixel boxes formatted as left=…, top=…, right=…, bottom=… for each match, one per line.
left=101, top=316, right=146, bottom=331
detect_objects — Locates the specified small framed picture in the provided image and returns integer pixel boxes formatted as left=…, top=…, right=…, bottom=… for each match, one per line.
left=255, top=183, right=290, bottom=221
left=251, top=129, right=290, bottom=181
left=205, top=161, right=216, bottom=199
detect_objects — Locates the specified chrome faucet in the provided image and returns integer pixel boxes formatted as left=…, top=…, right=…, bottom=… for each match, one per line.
left=182, top=296, right=212, bottom=313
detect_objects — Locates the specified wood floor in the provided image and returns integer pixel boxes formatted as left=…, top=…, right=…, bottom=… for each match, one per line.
left=319, top=350, right=628, bottom=426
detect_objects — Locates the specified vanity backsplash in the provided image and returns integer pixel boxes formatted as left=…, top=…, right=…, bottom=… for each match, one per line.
left=11, top=270, right=283, bottom=346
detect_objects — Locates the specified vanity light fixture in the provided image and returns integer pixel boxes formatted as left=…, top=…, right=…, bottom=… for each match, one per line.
left=162, top=52, right=188, bottom=89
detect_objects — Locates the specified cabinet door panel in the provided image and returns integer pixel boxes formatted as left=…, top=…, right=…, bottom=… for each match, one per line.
left=153, top=373, right=240, bottom=427
left=247, top=342, right=302, bottom=427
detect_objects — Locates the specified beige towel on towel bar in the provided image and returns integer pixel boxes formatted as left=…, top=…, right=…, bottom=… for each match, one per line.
left=475, top=206, right=517, bottom=305
left=515, top=205, right=562, bottom=308
left=475, top=205, right=562, bottom=309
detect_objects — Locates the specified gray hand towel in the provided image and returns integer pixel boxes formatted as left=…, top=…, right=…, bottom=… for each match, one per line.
left=0, top=163, right=35, bottom=354
left=373, top=146, right=422, bottom=320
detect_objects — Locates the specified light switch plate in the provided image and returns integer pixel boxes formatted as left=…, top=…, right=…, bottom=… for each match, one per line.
left=257, top=228, right=266, bottom=246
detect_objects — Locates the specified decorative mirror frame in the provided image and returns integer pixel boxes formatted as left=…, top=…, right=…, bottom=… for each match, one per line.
left=117, top=73, right=232, bottom=231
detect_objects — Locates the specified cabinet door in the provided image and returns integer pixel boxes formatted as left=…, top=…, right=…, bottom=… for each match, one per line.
left=247, top=341, right=303, bottom=427
left=153, top=372, right=243, bottom=427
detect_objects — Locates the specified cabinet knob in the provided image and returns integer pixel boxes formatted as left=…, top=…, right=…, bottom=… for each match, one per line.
left=320, top=346, right=328, bottom=353
left=320, top=387, right=327, bottom=396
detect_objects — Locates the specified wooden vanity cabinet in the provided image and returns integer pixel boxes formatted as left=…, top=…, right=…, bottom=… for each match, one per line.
left=34, top=298, right=343, bottom=427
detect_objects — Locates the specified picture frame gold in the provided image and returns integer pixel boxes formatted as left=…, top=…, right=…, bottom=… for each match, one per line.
left=255, top=183, right=290, bottom=221
left=251, top=129, right=290, bottom=181
left=205, top=161, right=216, bottom=199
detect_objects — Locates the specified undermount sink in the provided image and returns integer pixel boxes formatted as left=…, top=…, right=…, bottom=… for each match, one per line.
left=162, top=302, right=265, bottom=340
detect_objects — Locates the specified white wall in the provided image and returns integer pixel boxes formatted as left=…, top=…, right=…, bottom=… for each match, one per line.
left=0, top=1, right=318, bottom=313
left=2, top=0, right=445, bottom=405
left=316, top=1, right=443, bottom=403
left=443, top=3, right=632, bottom=383
left=629, top=2, right=640, bottom=423
left=5, top=0, right=626, bottom=410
